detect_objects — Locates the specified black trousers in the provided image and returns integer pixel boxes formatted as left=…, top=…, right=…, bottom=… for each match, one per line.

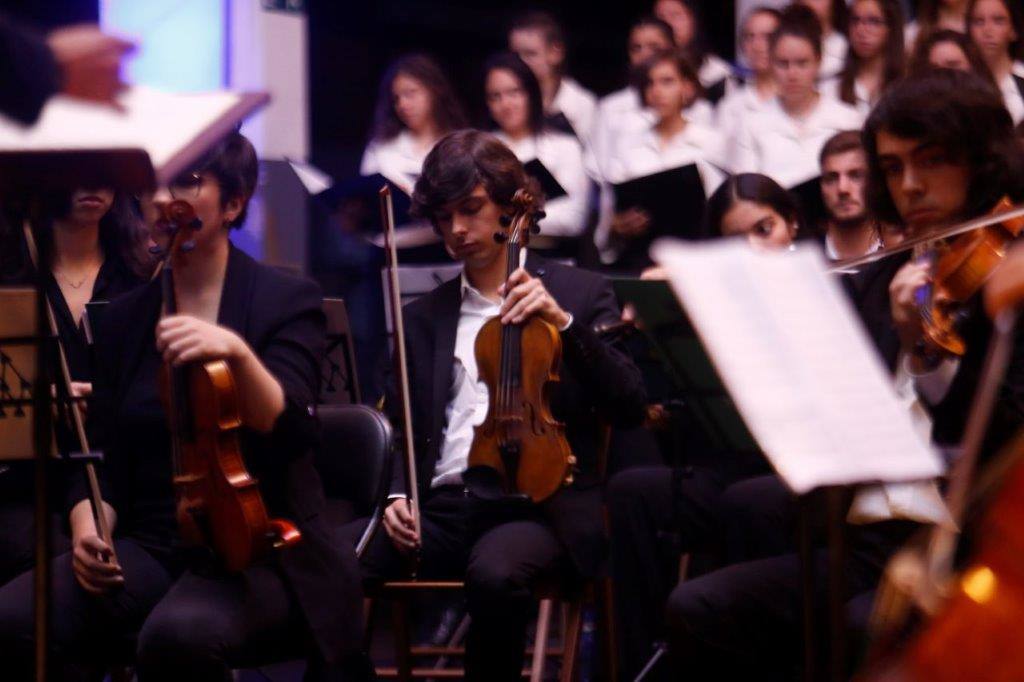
left=0, top=502, right=70, bottom=587
left=664, top=474, right=919, bottom=680
left=0, top=538, right=365, bottom=681
left=605, top=465, right=733, bottom=681
left=342, top=487, right=570, bottom=682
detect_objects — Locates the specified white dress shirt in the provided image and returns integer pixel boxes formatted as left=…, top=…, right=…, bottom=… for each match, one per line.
left=820, top=30, right=849, bottom=81
left=997, top=71, right=1024, bottom=125
left=820, top=75, right=874, bottom=117
left=1015, top=60, right=1024, bottom=79
left=595, top=120, right=728, bottom=261
left=715, top=81, right=776, bottom=164
left=359, top=130, right=431, bottom=194
left=732, top=94, right=864, bottom=189
left=495, top=130, right=590, bottom=238
left=699, top=54, right=735, bottom=90
left=551, top=77, right=598, bottom=144
left=587, top=87, right=714, bottom=183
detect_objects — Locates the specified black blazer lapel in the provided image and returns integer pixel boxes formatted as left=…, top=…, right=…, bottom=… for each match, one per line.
left=429, top=276, right=462, bottom=445
left=217, top=244, right=256, bottom=337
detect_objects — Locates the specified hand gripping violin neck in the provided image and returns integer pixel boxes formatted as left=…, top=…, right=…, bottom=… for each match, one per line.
left=464, top=189, right=575, bottom=503
left=155, top=200, right=300, bottom=572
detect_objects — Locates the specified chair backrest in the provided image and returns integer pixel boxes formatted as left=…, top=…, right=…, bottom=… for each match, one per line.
left=314, top=403, right=393, bottom=515
left=321, top=297, right=361, bottom=404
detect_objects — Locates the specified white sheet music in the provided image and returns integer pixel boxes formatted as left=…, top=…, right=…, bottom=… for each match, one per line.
left=652, top=239, right=944, bottom=493
left=0, top=86, right=251, bottom=172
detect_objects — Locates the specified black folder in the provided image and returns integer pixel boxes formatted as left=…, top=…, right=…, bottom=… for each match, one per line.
left=788, top=175, right=827, bottom=239
left=316, top=173, right=412, bottom=232
left=523, top=158, right=567, bottom=201
left=610, top=164, right=708, bottom=270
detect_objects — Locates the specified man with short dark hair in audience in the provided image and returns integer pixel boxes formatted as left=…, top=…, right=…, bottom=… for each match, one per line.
left=508, top=10, right=596, bottom=142
left=819, top=129, right=881, bottom=260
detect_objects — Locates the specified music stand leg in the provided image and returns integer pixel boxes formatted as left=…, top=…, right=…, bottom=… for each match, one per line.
left=31, top=267, right=53, bottom=682
left=826, top=486, right=847, bottom=682
left=799, top=494, right=816, bottom=682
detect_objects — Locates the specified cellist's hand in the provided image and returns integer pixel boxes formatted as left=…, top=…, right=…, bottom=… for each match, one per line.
left=889, top=260, right=931, bottom=353
left=383, top=498, right=420, bottom=554
left=156, top=315, right=246, bottom=367
left=498, top=268, right=571, bottom=329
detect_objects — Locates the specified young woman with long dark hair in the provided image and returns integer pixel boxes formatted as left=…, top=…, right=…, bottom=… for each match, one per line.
left=360, top=53, right=467, bottom=193
left=967, top=0, right=1024, bottom=123
left=824, top=0, right=906, bottom=114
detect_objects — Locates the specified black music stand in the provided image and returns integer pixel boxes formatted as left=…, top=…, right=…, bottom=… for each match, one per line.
left=613, top=278, right=850, bottom=682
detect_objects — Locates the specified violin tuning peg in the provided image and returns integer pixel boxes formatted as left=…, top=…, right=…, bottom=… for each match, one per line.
left=189, top=218, right=203, bottom=230
left=534, top=210, right=546, bottom=221
left=530, top=224, right=541, bottom=235
left=499, top=214, right=513, bottom=228
left=493, top=231, right=508, bottom=244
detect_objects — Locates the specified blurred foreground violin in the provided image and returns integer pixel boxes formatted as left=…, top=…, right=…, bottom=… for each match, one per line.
left=154, top=200, right=300, bottom=572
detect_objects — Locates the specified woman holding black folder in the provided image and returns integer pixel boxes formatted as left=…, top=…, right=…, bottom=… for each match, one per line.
left=732, top=6, right=863, bottom=232
left=597, top=49, right=728, bottom=272
left=483, top=52, right=590, bottom=252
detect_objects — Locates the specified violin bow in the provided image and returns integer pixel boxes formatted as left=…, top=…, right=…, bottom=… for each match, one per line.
left=20, top=221, right=116, bottom=561
left=379, top=185, right=422, bottom=571
left=830, top=202, right=1024, bottom=273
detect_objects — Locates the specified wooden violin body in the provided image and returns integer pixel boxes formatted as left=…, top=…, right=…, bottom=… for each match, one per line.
left=919, top=197, right=1024, bottom=357
left=464, top=189, right=575, bottom=503
left=163, top=359, right=300, bottom=573
left=156, top=199, right=299, bottom=573
left=469, top=314, right=574, bottom=503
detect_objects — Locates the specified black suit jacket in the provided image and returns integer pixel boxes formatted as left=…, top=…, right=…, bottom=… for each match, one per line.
left=385, top=252, right=646, bottom=576
left=79, top=245, right=362, bottom=662
left=843, top=251, right=1024, bottom=460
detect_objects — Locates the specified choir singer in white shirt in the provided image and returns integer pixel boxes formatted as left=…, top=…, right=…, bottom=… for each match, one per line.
left=360, top=54, right=467, bottom=194
left=508, top=10, right=598, bottom=144
left=483, top=52, right=591, bottom=254
left=732, top=6, right=864, bottom=194
left=597, top=49, right=729, bottom=269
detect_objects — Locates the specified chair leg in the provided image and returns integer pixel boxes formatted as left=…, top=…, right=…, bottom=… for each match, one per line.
left=599, top=577, right=619, bottom=682
left=391, top=598, right=413, bottom=682
left=560, top=599, right=584, bottom=682
left=531, top=598, right=554, bottom=682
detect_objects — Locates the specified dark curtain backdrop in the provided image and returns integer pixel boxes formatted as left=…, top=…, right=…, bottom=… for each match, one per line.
left=308, top=0, right=736, bottom=182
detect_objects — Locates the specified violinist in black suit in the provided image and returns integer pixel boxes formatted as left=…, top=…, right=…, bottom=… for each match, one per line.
left=343, top=129, right=646, bottom=680
left=662, top=68, right=1024, bottom=679
left=0, top=132, right=371, bottom=681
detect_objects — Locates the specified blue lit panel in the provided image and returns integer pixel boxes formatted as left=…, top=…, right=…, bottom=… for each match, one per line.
left=100, top=1, right=226, bottom=92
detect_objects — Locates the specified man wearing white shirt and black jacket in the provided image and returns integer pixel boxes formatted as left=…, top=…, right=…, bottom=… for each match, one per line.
left=342, top=130, right=646, bottom=681
left=508, top=10, right=597, bottom=143
left=661, top=69, right=1024, bottom=680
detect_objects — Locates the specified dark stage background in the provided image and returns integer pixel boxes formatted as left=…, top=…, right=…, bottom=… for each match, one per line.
left=308, top=0, right=736, bottom=181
